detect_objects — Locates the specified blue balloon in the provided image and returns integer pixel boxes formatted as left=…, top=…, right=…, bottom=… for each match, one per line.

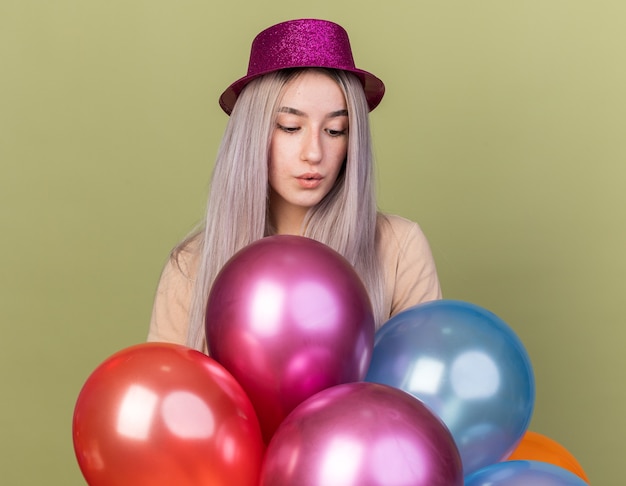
left=365, top=300, right=534, bottom=476
left=464, top=460, right=589, bottom=485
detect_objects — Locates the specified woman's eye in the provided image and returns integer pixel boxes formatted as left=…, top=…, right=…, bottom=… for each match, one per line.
left=327, top=128, right=347, bottom=137
left=277, top=124, right=299, bottom=133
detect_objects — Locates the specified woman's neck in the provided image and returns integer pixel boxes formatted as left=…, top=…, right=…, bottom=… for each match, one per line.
left=271, top=210, right=307, bottom=235
left=269, top=194, right=307, bottom=235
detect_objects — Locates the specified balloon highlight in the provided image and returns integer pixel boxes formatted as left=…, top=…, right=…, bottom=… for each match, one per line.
left=366, top=299, right=535, bottom=475
left=260, top=382, right=463, bottom=486
left=206, top=235, right=375, bottom=442
left=72, top=343, right=264, bottom=486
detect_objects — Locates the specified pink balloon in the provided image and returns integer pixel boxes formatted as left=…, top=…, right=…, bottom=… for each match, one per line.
left=206, top=235, right=375, bottom=442
left=260, top=382, right=463, bottom=486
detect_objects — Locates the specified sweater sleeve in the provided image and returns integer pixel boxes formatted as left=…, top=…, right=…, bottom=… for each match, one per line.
left=387, top=216, right=442, bottom=318
left=147, top=251, right=195, bottom=346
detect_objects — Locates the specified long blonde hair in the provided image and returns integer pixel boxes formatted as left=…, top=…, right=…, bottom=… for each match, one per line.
left=175, top=68, right=383, bottom=350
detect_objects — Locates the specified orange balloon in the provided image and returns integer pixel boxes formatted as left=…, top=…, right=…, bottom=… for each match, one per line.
left=507, top=431, right=589, bottom=483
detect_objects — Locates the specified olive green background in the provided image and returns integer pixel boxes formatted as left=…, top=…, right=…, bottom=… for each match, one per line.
left=2, top=1, right=624, bottom=484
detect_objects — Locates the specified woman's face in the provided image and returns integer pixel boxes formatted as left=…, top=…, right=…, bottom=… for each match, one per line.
left=268, top=70, right=348, bottom=232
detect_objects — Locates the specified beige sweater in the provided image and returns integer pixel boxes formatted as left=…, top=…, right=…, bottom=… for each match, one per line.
left=148, top=213, right=441, bottom=348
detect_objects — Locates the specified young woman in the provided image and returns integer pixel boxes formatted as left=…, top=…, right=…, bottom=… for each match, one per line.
left=148, top=18, right=441, bottom=352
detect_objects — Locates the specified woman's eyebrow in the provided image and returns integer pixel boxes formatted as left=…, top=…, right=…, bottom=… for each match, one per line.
left=278, top=106, right=305, bottom=116
left=277, top=107, right=349, bottom=118
left=328, top=109, right=349, bottom=118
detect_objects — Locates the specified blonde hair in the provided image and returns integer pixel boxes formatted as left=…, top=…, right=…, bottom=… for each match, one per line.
left=175, top=68, right=383, bottom=351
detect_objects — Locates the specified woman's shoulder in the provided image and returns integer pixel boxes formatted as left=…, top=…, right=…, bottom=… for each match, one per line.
left=376, top=212, right=434, bottom=263
left=375, top=213, right=442, bottom=316
left=376, top=212, right=426, bottom=241
left=165, top=232, right=203, bottom=280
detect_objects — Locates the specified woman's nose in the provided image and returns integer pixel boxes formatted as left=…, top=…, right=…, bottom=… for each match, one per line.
left=301, top=130, right=323, bottom=163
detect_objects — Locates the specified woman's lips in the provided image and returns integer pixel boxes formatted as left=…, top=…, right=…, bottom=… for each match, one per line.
left=296, top=173, right=323, bottom=188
